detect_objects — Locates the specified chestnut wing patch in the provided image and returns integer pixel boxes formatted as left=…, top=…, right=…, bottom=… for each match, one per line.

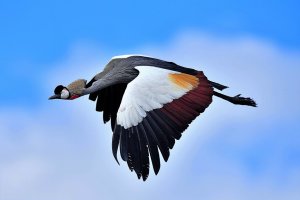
left=113, top=66, right=213, bottom=180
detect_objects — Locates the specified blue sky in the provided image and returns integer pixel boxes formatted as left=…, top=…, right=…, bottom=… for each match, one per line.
left=1, top=0, right=299, bottom=64
left=1, top=0, right=299, bottom=106
left=1, top=1, right=300, bottom=200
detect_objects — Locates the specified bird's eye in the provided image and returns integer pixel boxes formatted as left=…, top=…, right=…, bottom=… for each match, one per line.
left=61, top=89, right=70, bottom=99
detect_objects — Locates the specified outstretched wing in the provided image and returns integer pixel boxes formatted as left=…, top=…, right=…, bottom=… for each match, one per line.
left=113, top=66, right=213, bottom=181
left=88, top=83, right=127, bottom=131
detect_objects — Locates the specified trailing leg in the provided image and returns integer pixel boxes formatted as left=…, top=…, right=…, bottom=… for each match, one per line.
left=213, top=91, right=257, bottom=107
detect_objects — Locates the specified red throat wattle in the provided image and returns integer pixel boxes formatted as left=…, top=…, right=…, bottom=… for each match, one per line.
left=70, top=95, right=80, bottom=100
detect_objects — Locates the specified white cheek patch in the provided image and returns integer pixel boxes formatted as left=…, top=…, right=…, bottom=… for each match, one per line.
left=61, top=89, right=70, bottom=99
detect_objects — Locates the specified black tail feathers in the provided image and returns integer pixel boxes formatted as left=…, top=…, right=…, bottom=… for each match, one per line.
left=209, top=81, right=228, bottom=91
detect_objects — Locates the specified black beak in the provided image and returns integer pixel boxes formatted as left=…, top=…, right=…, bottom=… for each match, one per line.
left=48, top=94, right=60, bottom=100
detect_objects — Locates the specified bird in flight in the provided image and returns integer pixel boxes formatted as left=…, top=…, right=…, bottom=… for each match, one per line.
left=49, top=55, right=256, bottom=181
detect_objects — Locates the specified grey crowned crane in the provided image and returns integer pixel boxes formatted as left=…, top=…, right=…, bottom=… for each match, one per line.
left=49, top=55, right=256, bottom=181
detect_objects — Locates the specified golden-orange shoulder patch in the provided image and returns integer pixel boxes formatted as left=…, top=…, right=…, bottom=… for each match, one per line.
left=168, top=73, right=199, bottom=90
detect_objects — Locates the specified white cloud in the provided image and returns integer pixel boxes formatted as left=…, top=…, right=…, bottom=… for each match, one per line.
left=1, top=31, right=300, bottom=200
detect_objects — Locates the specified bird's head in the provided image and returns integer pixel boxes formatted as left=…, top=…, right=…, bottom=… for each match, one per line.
left=49, top=79, right=87, bottom=100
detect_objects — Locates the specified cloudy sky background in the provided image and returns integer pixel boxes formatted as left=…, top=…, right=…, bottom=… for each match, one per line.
left=1, top=1, right=299, bottom=200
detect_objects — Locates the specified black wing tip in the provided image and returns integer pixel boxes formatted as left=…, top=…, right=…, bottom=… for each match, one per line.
left=113, top=109, right=186, bottom=181
left=133, top=172, right=148, bottom=181
left=113, top=154, right=120, bottom=165
left=153, top=166, right=160, bottom=175
left=161, top=153, right=170, bottom=162
left=112, top=125, right=121, bottom=165
left=137, top=173, right=142, bottom=179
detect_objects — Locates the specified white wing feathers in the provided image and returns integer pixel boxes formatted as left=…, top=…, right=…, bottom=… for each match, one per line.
left=117, top=66, right=190, bottom=129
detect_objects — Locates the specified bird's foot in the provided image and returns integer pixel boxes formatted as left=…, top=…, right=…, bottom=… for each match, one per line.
left=231, top=94, right=257, bottom=107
